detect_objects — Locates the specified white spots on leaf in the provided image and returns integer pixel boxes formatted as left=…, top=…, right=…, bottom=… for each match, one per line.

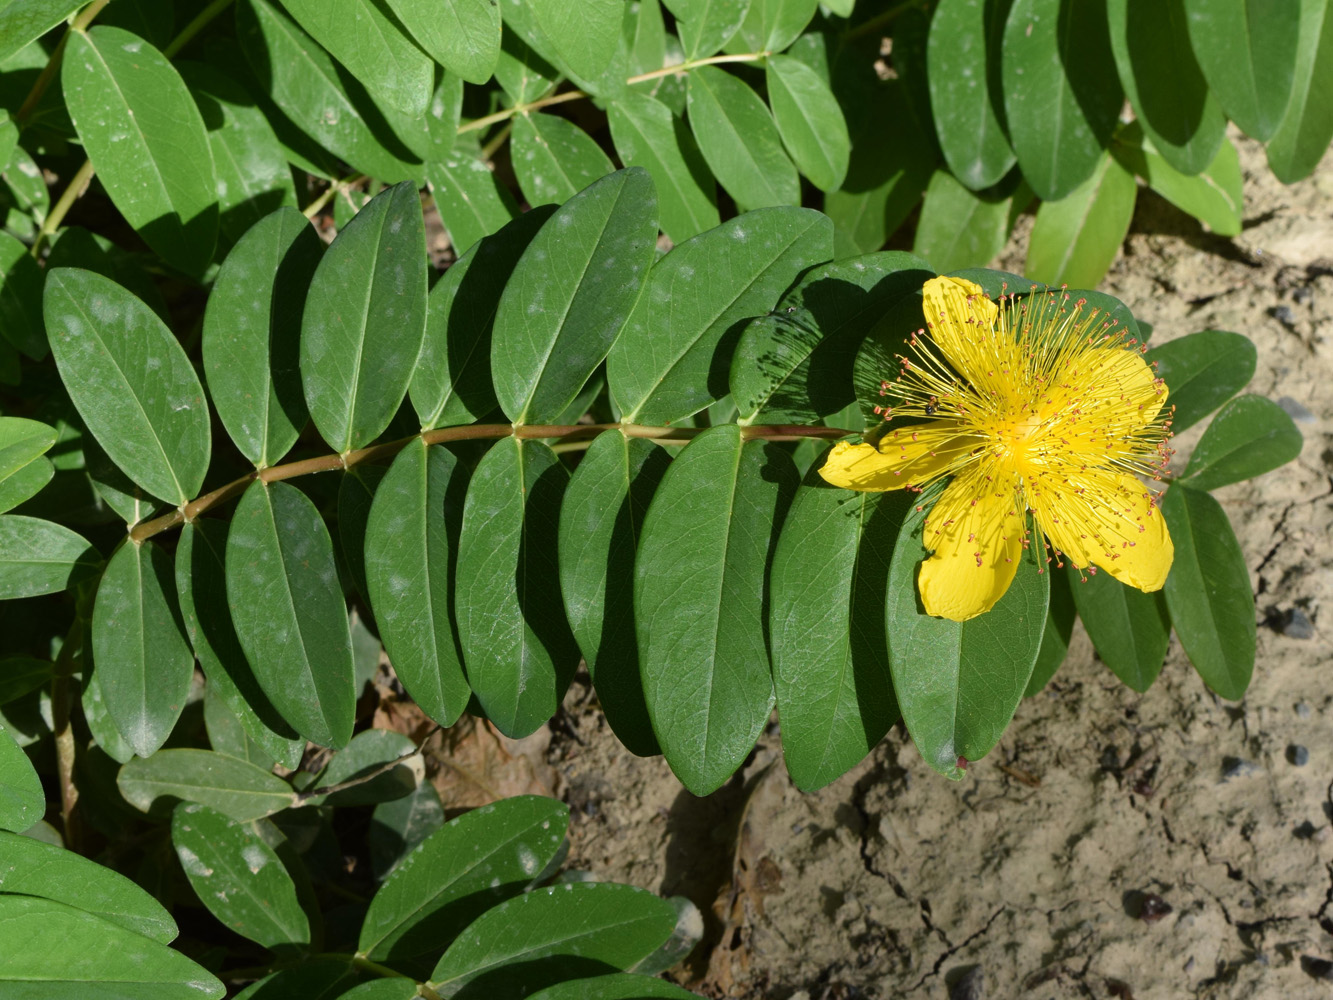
left=178, top=847, right=213, bottom=878
left=242, top=844, right=268, bottom=874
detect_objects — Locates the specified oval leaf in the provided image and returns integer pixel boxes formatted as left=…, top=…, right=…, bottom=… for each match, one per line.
left=1267, top=0, right=1333, bottom=182
left=0, top=231, right=48, bottom=359
left=765, top=54, right=850, bottom=192
left=45, top=268, right=211, bottom=505
left=663, top=0, right=751, bottom=57
left=117, top=749, right=295, bottom=822
left=912, top=170, right=1023, bottom=274
left=511, top=113, right=616, bottom=208
left=524, top=0, right=624, bottom=80
left=383, top=0, right=501, bottom=84
left=1112, top=123, right=1241, bottom=237
left=1068, top=565, right=1170, bottom=692
left=1026, top=150, right=1136, bottom=288
left=227, top=480, right=357, bottom=749
left=687, top=65, right=799, bottom=211
left=0, top=417, right=56, bottom=482
left=0, top=515, right=99, bottom=600
left=1144, top=329, right=1256, bottom=432
left=1181, top=394, right=1304, bottom=490
left=0, top=724, right=41, bottom=832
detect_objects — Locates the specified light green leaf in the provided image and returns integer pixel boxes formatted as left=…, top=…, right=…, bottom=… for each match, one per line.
left=687, top=65, right=799, bottom=211
left=0, top=724, right=41, bottom=832
left=523, top=0, right=624, bottom=80
left=663, top=0, right=751, bottom=57
left=0, top=0, right=85, bottom=62
left=0, top=515, right=99, bottom=600
left=912, top=170, right=1022, bottom=273
left=765, top=54, right=849, bottom=192
left=117, top=749, right=296, bottom=823
left=1267, top=0, right=1333, bottom=182
left=730, top=0, right=818, bottom=51
left=511, top=113, right=615, bottom=208
left=1026, top=151, right=1136, bottom=287
left=1181, top=394, right=1304, bottom=490
left=1145, top=329, right=1256, bottom=432
left=1112, top=122, right=1241, bottom=237
left=384, top=0, right=501, bottom=83
left=0, top=456, right=52, bottom=514
left=0, top=417, right=55, bottom=482
left=424, top=149, right=520, bottom=256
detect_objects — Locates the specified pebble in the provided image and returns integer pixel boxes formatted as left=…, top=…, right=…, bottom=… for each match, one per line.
left=1278, top=396, right=1317, bottom=423
left=1288, top=744, right=1310, bottom=766
left=1222, top=757, right=1263, bottom=781
left=1294, top=286, right=1313, bottom=306
left=948, top=966, right=985, bottom=1000
left=1272, top=304, right=1298, bottom=328
left=1139, top=893, right=1173, bottom=922
left=1281, top=608, right=1315, bottom=639
left=1297, top=701, right=1312, bottom=719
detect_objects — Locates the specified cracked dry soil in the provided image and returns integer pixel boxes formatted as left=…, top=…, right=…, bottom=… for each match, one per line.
left=544, top=137, right=1333, bottom=999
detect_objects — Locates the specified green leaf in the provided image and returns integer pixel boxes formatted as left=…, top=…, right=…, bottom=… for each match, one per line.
left=427, top=882, right=677, bottom=996
left=1267, top=0, right=1333, bottom=182
left=607, top=90, right=719, bottom=245
left=203, top=686, right=271, bottom=767
left=45, top=226, right=168, bottom=323
left=522, top=0, right=624, bottom=80
left=302, top=181, right=427, bottom=453
left=1068, top=565, right=1169, bottom=692
left=528, top=975, right=702, bottom=1000
left=233, top=959, right=356, bottom=1000
left=492, top=169, right=658, bottom=425
left=1024, top=567, right=1075, bottom=696
left=411, top=207, right=553, bottom=429
left=0, top=723, right=41, bottom=832
left=0, top=896, right=223, bottom=999
left=1183, top=0, right=1300, bottom=141
left=636, top=426, right=797, bottom=795
left=1181, top=394, right=1304, bottom=490
left=360, top=795, right=570, bottom=961
left=370, top=779, right=445, bottom=879
left=0, top=0, right=85, bottom=62
left=493, top=29, right=561, bottom=104
left=925, top=0, right=1015, bottom=190
left=0, top=456, right=52, bottom=514
left=1001, top=0, right=1122, bottom=200
left=511, top=113, right=615, bottom=208
left=456, top=439, right=577, bottom=737
left=171, top=802, right=308, bottom=950
left=1144, top=329, right=1256, bottom=432
left=277, top=0, right=432, bottom=113
left=732, top=252, right=931, bottom=425
left=177, top=520, right=304, bottom=772
left=730, top=0, right=818, bottom=51
left=308, top=729, right=415, bottom=810
left=764, top=55, right=849, bottom=192
left=687, top=65, right=799, bottom=211
left=337, top=983, right=419, bottom=1000
left=0, top=831, right=177, bottom=941
left=609, top=207, right=833, bottom=425
left=1162, top=485, right=1255, bottom=699
left=366, top=441, right=472, bottom=729
left=664, top=0, right=750, bottom=57
left=91, top=541, right=193, bottom=758
left=203, top=207, right=324, bottom=468
left=227, top=481, right=357, bottom=749
left=884, top=508, right=1050, bottom=779
left=180, top=61, right=299, bottom=249
left=384, top=0, right=500, bottom=83
left=912, top=170, right=1021, bottom=273
left=1026, top=151, right=1137, bottom=288
left=1112, top=122, right=1241, bottom=237
left=63, top=27, right=218, bottom=277
left=558, top=431, right=671, bottom=758
left=82, top=433, right=155, bottom=525
left=0, top=657, right=52, bottom=705
left=0, top=417, right=55, bottom=482
left=236, top=0, right=422, bottom=184
left=625, top=0, right=667, bottom=76
left=44, top=268, right=210, bottom=504
left=337, top=464, right=384, bottom=602
left=0, top=515, right=99, bottom=600
left=1106, top=0, right=1226, bottom=175
left=424, top=149, right=520, bottom=256
left=0, top=231, right=47, bottom=359
left=771, top=465, right=905, bottom=791
left=118, top=749, right=295, bottom=822
left=82, top=665, right=136, bottom=765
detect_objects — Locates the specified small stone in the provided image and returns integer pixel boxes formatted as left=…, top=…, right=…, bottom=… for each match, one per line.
left=1272, top=304, right=1298, bottom=329
left=1279, top=396, right=1317, bottom=423
left=948, top=965, right=985, bottom=1000
left=1222, top=757, right=1262, bottom=781
left=1139, top=893, right=1173, bottom=922
left=1302, top=956, right=1333, bottom=981
left=1281, top=607, right=1316, bottom=640
left=1297, top=701, right=1313, bottom=718
left=1288, top=744, right=1310, bottom=766
left=1294, top=286, right=1313, bottom=305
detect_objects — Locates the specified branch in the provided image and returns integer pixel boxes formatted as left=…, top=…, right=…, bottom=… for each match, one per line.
left=291, top=726, right=440, bottom=806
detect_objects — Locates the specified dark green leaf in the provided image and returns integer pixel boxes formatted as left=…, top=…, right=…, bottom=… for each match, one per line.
left=424, top=149, right=520, bottom=256
left=1068, top=565, right=1169, bottom=692
left=456, top=439, right=578, bottom=737
left=233, top=958, right=356, bottom=1000
left=607, top=90, right=719, bottom=245
left=1145, top=329, right=1256, bottom=431
left=370, top=779, right=445, bottom=879
left=203, top=206, right=324, bottom=468
left=637, top=427, right=798, bottom=795
left=1026, top=151, right=1136, bottom=287
left=1002, top=0, right=1122, bottom=200
left=1267, top=0, right=1333, bottom=182
left=732, top=252, right=931, bottom=425
left=1111, top=122, right=1241, bottom=237
left=1106, top=0, right=1226, bottom=175
left=45, top=268, right=211, bottom=505
left=177, top=520, right=304, bottom=771
left=384, top=0, right=501, bottom=83
left=411, top=207, right=553, bottom=429
left=337, top=983, right=419, bottom=1000
left=1183, top=0, right=1299, bottom=141
left=0, top=831, right=177, bottom=941
left=91, top=540, right=193, bottom=758
left=884, top=508, right=1050, bottom=779
left=687, top=65, right=800, bottom=211
left=365, top=440, right=472, bottom=729
left=83, top=433, right=156, bottom=525
left=1024, top=567, right=1074, bottom=696
left=511, top=113, right=615, bottom=208
left=63, top=27, right=218, bottom=277
left=0, top=657, right=52, bottom=705
left=771, top=464, right=905, bottom=791
left=171, top=802, right=309, bottom=949
left=493, top=169, right=657, bottom=425
left=558, top=431, right=671, bottom=757
left=203, top=685, right=272, bottom=767
left=82, top=664, right=136, bottom=765
left=609, top=207, right=833, bottom=425
left=227, top=480, right=356, bottom=749
left=1162, top=485, right=1255, bottom=699
left=0, top=515, right=99, bottom=600
left=302, top=181, right=427, bottom=453
left=337, top=464, right=384, bottom=602
left=528, top=975, right=701, bottom=1000
left=765, top=55, right=849, bottom=192
left=912, top=170, right=1022, bottom=273
left=664, top=0, right=750, bottom=57
left=45, top=226, right=169, bottom=323
left=0, top=231, right=46, bottom=358
left=118, top=749, right=296, bottom=822
left=1181, top=394, right=1303, bottom=490
left=0, top=896, right=223, bottom=999
left=307, top=728, right=416, bottom=808
left=0, top=723, right=41, bottom=831
left=0, top=1, right=84, bottom=62
left=359, top=795, right=570, bottom=961
left=427, top=882, right=677, bottom=997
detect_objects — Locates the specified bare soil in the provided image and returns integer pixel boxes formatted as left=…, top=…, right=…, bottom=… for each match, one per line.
left=540, top=136, right=1333, bottom=1000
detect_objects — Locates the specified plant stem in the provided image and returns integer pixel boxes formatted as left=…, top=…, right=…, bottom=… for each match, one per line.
left=162, top=0, right=234, bottom=58
left=843, top=0, right=929, bottom=41
left=13, top=0, right=111, bottom=124
left=127, top=422, right=850, bottom=544
left=31, top=157, right=93, bottom=256
left=50, top=615, right=86, bottom=848
left=303, top=173, right=367, bottom=219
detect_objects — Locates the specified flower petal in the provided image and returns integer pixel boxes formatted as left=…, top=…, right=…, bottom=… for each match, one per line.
left=921, top=275, right=1000, bottom=379
left=1027, top=468, right=1173, bottom=591
left=819, top=426, right=973, bottom=492
left=917, top=465, right=1027, bottom=622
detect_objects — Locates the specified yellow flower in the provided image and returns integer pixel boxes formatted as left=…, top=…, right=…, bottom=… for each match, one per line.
left=821, top=275, right=1174, bottom=622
